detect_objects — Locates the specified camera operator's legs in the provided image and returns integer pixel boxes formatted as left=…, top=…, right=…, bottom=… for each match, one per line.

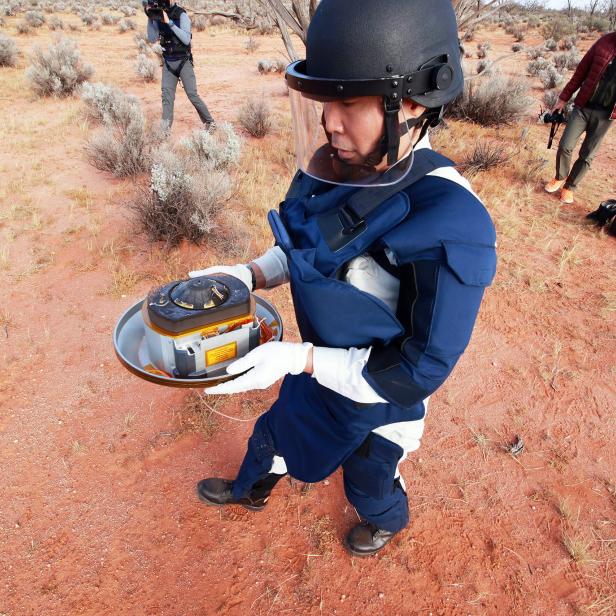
left=161, top=62, right=180, bottom=131
left=179, top=61, right=215, bottom=127
left=563, top=108, right=612, bottom=192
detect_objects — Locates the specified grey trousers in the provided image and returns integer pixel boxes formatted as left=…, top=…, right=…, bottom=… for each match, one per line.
left=556, top=105, right=612, bottom=190
left=161, top=57, right=214, bottom=129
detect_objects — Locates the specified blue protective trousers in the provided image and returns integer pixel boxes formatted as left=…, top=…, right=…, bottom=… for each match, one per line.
left=233, top=413, right=409, bottom=533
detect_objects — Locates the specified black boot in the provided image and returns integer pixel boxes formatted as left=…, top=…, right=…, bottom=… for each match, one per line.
left=196, top=473, right=285, bottom=512
left=344, top=521, right=399, bottom=556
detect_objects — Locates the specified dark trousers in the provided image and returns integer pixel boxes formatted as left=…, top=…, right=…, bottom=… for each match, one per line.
left=161, top=57, right=214, bottom=128
left=556, top=105, right=612, bottom=190
left=233, top=413, right=410, bottom=533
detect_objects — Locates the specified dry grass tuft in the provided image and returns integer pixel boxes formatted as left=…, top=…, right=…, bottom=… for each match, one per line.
left=461, top=140, right=512, bottom=176
left=309, top=515, right=337, bottom=554
left=562, top=532, right=593, bottom=565
left=239, top=96, right=273, bottom=137
left=176, top=391, right=220, bottom=439
left=449, top=76, right=531, bottom=126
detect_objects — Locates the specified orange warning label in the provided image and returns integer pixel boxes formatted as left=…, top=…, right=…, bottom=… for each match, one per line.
left=205, top=341, right=237, bottom=366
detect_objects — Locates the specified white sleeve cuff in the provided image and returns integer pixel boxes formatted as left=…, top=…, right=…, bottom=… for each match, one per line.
left=251, top=246, right=290, bottom=288
left=311, top=346, right=388, bottom=404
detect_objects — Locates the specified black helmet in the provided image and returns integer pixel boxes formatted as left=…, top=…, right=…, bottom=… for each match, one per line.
left=285, top=0, right=463, bottom=177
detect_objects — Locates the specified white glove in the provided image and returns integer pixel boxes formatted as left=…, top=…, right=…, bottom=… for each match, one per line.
left=189, top=264, right=253, bottom=291
left=206, top=341, right=313, bottom=395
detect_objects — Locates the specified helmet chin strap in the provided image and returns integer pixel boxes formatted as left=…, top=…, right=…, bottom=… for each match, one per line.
left=320, top=102, right=444, bottom=170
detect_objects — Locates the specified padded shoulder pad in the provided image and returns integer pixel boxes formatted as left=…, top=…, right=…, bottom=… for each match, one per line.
left=442, top=241, right=496, bottom=287
left=383, top=175, right=496, bottom=265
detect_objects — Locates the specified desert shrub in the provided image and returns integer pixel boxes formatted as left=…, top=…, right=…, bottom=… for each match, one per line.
left=239, top=96, right=272, bottom=137
left=544, top=38, right=557, bottom=51
left=528, top=46, right=548, bottom=60
left=119, top=6, right=136, bottom=16
left=193, top=14, right=207, bottom=31
left=254, top=16, right=274, bottom=35
left=129, top=150, right=232, bottom=246
left=461, top=140, right=511, bottom=176
left=81, top=81, right=140, bottom=124
left=463, top=27, right=475, bottom=42
left=180, top=122, right=242, bottom=169
left=584, top=15, right=609, bottom=32
left=476, top=59, right=493, bottom=75
left=118, top=18, right=135, bottom=33
left=25, top=9, right=45, bottom=27
left=48, top=14, right=63, bottom=30
left=449, top=75, right=531, bottom=126
left=80, top=12, right=97, bottom=27
left=527, top=15, right=540, bottom=28
left=512, top=26, right=526, bottom=42
left=210, top=15, right=226, bottom=26
left=538, top=66, right=564, bottom=89
left=101, top=13, right=115, bottom=25
left=257, top=58, right=286, bottom=73
left=512, top=43, right=523, bottom=53
left=135, top=35, right=150, bottom=55
left=541, top=17, right=575, bottom=42
left=151, top=42, right=163, bottom=57
left=86, top=96, right=159, bottom=178
left=559, top=35, right=577, bottom=50
left=244, top=36, right=259, bottom=53
left=0, top=33, right=18, bottom=67
left=476, top=42, right=490, bottom=58
left=543, top=89, right=559, bottom=109
left=564, top=49, right=580, bottom=70
left=553, top=52, right=567, bottom=71
left=135, top=53, right=156, bottom=81
left=527, top=57, right=551, bottom=76
left=17, top=21, right=31, bottom=34
left=26, top=37, right=93, bottom=97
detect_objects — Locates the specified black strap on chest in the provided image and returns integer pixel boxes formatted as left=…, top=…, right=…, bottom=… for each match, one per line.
left=317, top=149, right=455, bottom=252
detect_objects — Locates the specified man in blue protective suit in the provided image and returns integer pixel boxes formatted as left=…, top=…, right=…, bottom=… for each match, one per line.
left=191, top=0, right=497, bottom=556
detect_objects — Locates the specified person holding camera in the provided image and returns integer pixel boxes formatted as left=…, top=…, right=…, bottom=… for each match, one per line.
left=143, top=0, right=215, bottom=131
left=545, top=32, right=616, bottom=205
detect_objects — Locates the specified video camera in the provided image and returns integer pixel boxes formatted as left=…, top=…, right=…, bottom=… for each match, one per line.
left=144, top=0, right=169, bottom=21
left=538, top=109, right=567, bottom=150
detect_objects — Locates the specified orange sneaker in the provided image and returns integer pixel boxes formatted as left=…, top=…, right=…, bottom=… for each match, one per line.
left=544, top=178, right=565, bottom=193
left=559, top=188, right=574, bottom=204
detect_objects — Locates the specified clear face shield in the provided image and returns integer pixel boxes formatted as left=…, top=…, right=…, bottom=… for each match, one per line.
left=288, top=89, right=415, bottom=187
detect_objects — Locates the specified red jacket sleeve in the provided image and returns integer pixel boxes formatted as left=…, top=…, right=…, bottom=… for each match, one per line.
left=560, top=41, right=596, bottom=102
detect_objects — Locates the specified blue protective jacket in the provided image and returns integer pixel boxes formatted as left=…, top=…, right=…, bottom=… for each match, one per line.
left=263, top=148, right=496, bottom=482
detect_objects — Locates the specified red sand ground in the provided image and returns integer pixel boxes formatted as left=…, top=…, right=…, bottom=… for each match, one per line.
left=1, top=17, right=615, bottom=616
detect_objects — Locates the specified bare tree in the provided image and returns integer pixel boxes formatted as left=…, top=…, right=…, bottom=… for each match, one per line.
left=586, top=0, right=601, bottom=15
left=565, top=0, right=574, bottom=19
left=604, top=0, right=616, bottom=28
left=263, top=1, right=515, bottom=61
left=260, top=0, right=319, bottom=60
left=454, top=0, right=511, bottom=33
